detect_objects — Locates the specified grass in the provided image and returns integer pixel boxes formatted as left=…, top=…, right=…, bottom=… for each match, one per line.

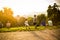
left=0, top=26, right=60, bottom=32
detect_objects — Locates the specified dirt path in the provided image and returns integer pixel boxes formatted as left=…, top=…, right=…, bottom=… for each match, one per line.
left=0, top=29, right=60, bottom=40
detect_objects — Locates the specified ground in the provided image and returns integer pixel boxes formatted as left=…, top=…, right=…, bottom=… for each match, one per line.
left=0, top=29, right=60, bottom=40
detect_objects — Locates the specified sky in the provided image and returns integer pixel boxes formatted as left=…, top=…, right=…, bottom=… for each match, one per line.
left=0, top=0, right=59, bottom=17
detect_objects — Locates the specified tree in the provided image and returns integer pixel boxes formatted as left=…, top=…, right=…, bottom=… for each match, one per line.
left=47, top=5, right=52, bottom=18
left=0, top=10, right=3, bottom=21
left=2, top=7, right=17, bottom=27
left=37, top=14, right=46, bottom=26
left=47, top=3, right=60, bottom=25
left=19, top=17, right=26, bottom=26
left=27, top=17, right=33, bottom=26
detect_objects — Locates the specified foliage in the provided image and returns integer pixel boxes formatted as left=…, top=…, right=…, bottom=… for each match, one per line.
left=19, top=17, right=26, bottom=26
left=37, top=14, right=46, bottom=26
left=47, top=3, right=60, bottom=25
left=27, top=17, right=33, bottom=26
left=0, top=7, right=17, bottom=27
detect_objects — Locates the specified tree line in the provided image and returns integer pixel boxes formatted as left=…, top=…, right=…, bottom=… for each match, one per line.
left=0, top=3, right=60, bottom=27
left=0, top=7, right=46, bottom=27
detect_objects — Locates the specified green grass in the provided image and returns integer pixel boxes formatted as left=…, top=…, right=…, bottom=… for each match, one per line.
left=0, top=26, right=60, bottom=32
